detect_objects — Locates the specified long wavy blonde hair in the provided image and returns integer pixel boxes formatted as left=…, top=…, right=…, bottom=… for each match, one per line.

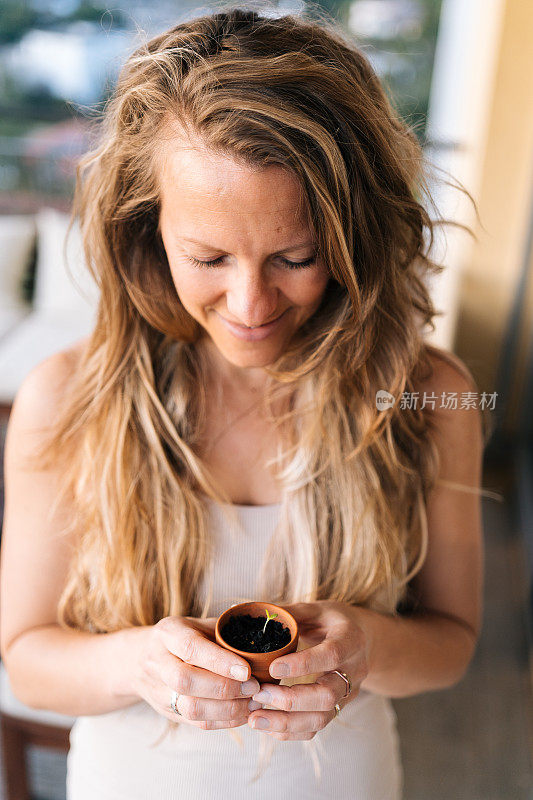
left=28, top=2, right=493, bottom=781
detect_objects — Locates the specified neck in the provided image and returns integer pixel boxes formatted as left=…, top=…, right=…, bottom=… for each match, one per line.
left=200, top=337, right=271, bottom=399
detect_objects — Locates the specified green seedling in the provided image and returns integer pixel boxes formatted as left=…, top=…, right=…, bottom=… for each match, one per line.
left=262, top=609, right=278, bottom=635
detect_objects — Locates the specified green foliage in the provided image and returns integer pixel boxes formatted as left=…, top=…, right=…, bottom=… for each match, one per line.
left=0, top=2, right=41, bottom=45
left=313, top=0, right=443, bottom=140
left=66, top=2, right=128, bottom=28
left=371, top=0, right=443, bottom=138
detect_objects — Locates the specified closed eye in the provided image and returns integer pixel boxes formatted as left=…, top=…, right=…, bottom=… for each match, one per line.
left=185, top=255, right=317, bottom=270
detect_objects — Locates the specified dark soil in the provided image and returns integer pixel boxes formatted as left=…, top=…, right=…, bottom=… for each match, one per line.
left=221, top=613, right=291, bottom=653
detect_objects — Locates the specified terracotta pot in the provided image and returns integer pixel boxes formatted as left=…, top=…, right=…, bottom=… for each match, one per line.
left=215, top=601, right=299, bottom=684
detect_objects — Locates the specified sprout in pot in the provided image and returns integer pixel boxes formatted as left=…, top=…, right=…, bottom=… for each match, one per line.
left=220, top=608, right=291, bottom=653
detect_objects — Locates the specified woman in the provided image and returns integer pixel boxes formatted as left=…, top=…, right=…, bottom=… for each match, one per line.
left=0, top=6, right=488, bottom=799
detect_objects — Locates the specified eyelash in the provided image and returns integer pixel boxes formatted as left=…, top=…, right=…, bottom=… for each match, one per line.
left=185, top=255, right=317, bottom=270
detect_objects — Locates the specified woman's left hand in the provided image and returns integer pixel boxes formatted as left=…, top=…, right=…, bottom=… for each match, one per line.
left=247, top=600, right=371, bottom=740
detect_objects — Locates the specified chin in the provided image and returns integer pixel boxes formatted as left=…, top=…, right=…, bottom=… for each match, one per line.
left=221, top=344, right=280, bottom=367
left=227, top=349, right=277, bottom=366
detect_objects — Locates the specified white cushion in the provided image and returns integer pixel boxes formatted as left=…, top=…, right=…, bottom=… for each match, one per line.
left=0, top=661, right=76, bottom=728
left=0, top=311, right=94, bottom=404
left=33, top=207, right=99, bottom=321
left=0, top=214, right=36, bottom=312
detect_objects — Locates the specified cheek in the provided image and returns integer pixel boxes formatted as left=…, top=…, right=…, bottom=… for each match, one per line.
left=168, top=263, right=220, bottom=306
left=291, top=271, right=329, bottom=306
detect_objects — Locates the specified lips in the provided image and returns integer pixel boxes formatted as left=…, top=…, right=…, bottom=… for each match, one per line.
left=229, top=312, right=285, bottom=329
left=216, top=308, right=289, bottom=341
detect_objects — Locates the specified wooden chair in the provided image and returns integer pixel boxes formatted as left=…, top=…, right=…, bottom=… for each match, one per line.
left=0, top=661, right=76, bottom=800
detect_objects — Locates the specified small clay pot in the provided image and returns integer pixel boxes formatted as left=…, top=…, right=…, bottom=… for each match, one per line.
left=215, top=601, right=299, bottom=684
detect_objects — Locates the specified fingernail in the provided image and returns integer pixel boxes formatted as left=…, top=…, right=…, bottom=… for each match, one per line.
left=254, top=717, right=270, bottom=729
left=231, top=665, right=248, bottom=681
left=271, top=662, right=289, bottom=677
left=240, top=678, right=260, bottom=696
left=248, top=699, right=263, bottom=711
left=252, top=690, right=272, bottom=703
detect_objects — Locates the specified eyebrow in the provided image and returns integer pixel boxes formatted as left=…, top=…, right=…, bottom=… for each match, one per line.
left=178, top=236, right=316, bottom=255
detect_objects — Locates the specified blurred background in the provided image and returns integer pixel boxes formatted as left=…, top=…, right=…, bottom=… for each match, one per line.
left=0, top=0, right=532, bottom=798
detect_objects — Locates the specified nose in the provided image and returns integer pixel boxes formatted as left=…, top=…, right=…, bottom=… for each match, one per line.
left=225, top=267, right=279, bottom=327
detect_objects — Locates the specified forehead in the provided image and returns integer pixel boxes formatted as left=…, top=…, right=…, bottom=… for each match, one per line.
left=156, top=128, right=310, bottom=232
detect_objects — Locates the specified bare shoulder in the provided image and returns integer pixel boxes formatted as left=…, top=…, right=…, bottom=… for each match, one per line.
left=7, top=335, right=90, bottom=460
left=12, top=335, right=89, bottom=410
left=414, top=345, right=484, bottom=478
left=415, top=344, right=478, bottom=398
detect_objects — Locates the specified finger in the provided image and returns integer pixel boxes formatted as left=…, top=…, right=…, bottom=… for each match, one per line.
left=198, top=718, right=250, bottom=730
left=275, top=601, right=347, bottom=632
left=157, top=617, right=253, bottom=682
left=252, top=677, right=344, bottom=712
left=248, top=708, right=334, bottom=734
left=278, top=602, right=322, bottom=623
left=164, top=709, right=250, bottom=730
left=269, top=635, right=352, bottom=679
left=162, top=689, right=262, bottom=723
left=159, top=652, right=260, bottom=699
left=314, top=670, right=358, bottom=703
left=184, top=616, right=218, bottom=638
left=153, top=679, right=252, bottom=729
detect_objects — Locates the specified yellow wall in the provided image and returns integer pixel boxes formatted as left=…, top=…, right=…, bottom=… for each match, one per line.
left=454, top=0, right=533, bottom=435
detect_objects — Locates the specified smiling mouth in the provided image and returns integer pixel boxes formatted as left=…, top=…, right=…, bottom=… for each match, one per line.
left=223, top=311, right=286, bottom=328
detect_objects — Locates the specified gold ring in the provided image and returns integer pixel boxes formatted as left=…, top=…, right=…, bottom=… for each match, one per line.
left=334, top=703, right=341, bottom=717
left=331, top=669, right=352, bottom=698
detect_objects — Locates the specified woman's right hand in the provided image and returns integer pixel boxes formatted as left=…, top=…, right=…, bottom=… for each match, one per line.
left=130, top=615, right=263, bottom=730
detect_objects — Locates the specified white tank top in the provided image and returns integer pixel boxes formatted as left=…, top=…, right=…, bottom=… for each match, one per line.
left=66, top=498, right=403, bottom=799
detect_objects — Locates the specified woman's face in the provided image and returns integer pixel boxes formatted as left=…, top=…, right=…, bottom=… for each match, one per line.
left=158, top=137, right=330, bottom=380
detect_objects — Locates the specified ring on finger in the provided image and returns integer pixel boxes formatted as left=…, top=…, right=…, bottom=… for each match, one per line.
left=331, top=669, right=352, bottom=699
left=171, top=690, right=182, bottom=716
